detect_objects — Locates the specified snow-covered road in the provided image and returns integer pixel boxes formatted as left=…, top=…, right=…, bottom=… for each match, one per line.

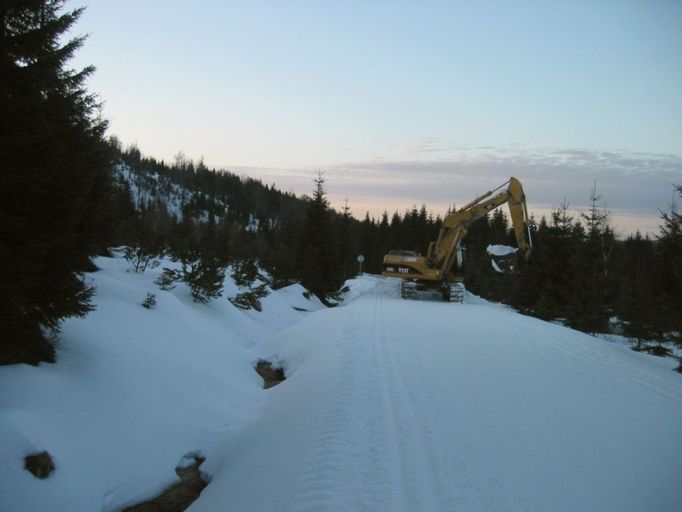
left=2, top=260, right=680, bottom=511
left=192, top=278, right=682, bottom=512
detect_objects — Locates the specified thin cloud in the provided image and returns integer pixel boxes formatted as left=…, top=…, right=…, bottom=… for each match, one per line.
left=218, top=148, right=681, bottom=235
left=327, top=148, right=681, bottom=233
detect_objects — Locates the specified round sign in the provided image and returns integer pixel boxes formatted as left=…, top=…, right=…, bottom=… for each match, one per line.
left=357, top=255, right=365, bottom=263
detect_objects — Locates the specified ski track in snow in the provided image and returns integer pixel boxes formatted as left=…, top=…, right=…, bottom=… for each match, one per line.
left=528, top=318, right=682, bottom=405
left=284, top=283, right=442, bottom=512
left=191, top=277, right=682, bottom=512
left=374, top=290, right=441, bottom=511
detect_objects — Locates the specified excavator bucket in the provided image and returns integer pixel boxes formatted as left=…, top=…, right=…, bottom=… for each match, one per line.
left=487, top=245, right=520, bottom=274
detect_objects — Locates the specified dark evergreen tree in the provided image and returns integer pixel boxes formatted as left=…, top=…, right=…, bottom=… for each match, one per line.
left=570, top=182, right=613, bottom=332
left=298, top=172, right=341, bottom=298
left=262, top=203, right=302, bottom=286
left=1, top=1, right=113, bottom=365
left=336, top=200, right=357, bottom=280
left=123, top=205, right=166, bottom=273
left=229, top=257, right=269, bottom=311
left=108, top=155, right=138, bottom=245
left=656, top=184, right=682, bottom=345
left=182, top=257, right=225, bottom=304
left=377, top=211, right=391, bottom=270
left=387, top=211, right=403, bottom=255
left=231, top=258, right=260, bottom=287
left=521, top=202, right=581, bottom=319
left=359, top=212, right=380, bottom=273
left=617, top=232, right=660, bottom=348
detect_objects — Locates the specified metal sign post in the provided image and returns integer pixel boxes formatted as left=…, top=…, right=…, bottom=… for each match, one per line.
left=357, top=254, right=365, bottom=275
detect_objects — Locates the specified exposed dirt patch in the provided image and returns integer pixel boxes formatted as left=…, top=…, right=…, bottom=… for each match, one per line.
left=122, top=455, right=207, bottom=512
left=24, top=451, right=55, bottom=479
left=255, top=360, right=286, bottom=389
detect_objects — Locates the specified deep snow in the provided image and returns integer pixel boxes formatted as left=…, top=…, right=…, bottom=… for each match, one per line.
left=1, top=256, right=681, bottom=511
left=0, top=254, right=323, bottom=511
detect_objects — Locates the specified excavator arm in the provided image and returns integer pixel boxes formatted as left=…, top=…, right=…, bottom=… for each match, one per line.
left=427, top=177, right=532, bottom=278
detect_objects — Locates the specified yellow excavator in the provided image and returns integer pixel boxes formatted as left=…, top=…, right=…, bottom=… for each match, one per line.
left=381, top=177, right=532, bottom=302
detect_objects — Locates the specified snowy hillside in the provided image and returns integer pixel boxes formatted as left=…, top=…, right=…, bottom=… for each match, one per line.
left=1, top=256, right=681, bottom=511
left=114, top=162, right=230, bottom=223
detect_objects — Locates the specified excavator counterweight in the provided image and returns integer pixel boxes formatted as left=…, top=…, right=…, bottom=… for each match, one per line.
left=382, top=177, right=532, bottom=301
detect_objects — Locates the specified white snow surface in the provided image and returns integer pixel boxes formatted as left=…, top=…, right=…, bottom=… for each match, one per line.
left=0, top=255, right=322, bottom=511
left=2, top=258, right=682, bottom=511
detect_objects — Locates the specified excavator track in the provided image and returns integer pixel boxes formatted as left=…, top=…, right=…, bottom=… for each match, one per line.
left=400, top=281, right=417, bottom=299
left=447, top=283, right=465, bottom=303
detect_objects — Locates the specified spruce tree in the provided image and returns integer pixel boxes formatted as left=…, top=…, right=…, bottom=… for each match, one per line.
left=656, top=184, right=682, bottom=345
left=359, top=212, right=379, bottom=274
left=0, top=1, right=112, bottom=365
left=336, top=200, right=356, bottom=281
left=298, top=172, right=340, bottom=298
left=618, top=232, right=659, bottom=347
left=572, top=181, right=613, bottom=331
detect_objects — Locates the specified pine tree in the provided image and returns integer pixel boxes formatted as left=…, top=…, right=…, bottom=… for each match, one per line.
left=298, top=172, right=340, bottom=298
left=1, top=2, right=113, bottom=365
left=182, top=256, right=225, bottom=304
left=263, top=204, right=301, bottom=286
left=656, top=184, right=682, bottom=345
left=336, top=200, right=357, bottom=281
left=617, top=232, right=659, bottom=347
left=359, top=212, right=380, bottom=273
left=572, top=181, right=613, bottom=331
left=123, top=205, right=166, bottom=273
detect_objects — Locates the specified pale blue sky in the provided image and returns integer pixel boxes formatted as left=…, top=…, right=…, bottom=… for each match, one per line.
left=71, top=0, right=682, bottom=234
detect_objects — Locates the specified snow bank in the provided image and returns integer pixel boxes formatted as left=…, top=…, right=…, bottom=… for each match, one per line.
left=0, top=255, right=318, bottom=511
left=338, top=274, right=387, bottom=304
left=244, top=283, right=325, bottom=331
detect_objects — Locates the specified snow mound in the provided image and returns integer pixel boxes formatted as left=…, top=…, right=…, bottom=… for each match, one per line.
left=0, top=255, right=319, bottom=512
left=486, top=244, right=519, bottom=256
left=339, top=274, right=392, bottom=304
left=243, top=283, right=326, bottom=330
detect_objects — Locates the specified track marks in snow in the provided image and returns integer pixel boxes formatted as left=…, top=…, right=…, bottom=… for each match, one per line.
left=371, top=293, right=442, bottom=511
left=193, top=278, right=682, bottom=512
left=508, top=313, right=682, bottom=404
left=291, top=305, right=392, bottom=511
left=291, top=290, right=445, bottom=512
